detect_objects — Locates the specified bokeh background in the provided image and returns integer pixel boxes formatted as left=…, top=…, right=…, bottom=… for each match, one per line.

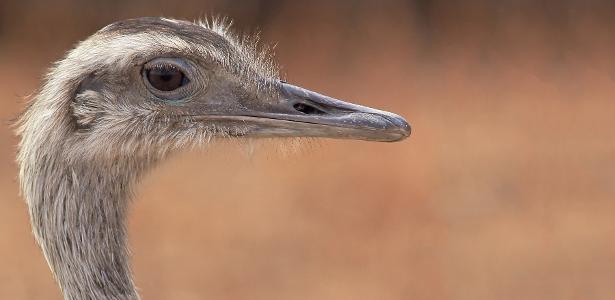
left=1, top=0, right=614, bottom=299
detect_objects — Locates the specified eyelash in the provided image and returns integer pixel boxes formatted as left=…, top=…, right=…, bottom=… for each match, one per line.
left=147, top=63, right=179, bottom=73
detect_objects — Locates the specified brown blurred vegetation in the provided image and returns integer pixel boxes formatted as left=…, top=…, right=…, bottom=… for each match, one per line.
left=1, top=0, right=615, bottom=299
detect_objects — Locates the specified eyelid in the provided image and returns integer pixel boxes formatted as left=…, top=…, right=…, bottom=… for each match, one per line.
left=144, top=57, right=192, bottom=72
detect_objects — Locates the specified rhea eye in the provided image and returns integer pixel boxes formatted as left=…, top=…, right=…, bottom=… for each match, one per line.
left=144, top=64, right=189, bottom=92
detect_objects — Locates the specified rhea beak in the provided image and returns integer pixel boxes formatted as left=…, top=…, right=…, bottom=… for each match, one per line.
left=194, top=82, right=411, bottom=142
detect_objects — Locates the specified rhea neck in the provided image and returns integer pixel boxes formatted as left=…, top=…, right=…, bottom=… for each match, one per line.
left=26, top=147, right=150, bottom=300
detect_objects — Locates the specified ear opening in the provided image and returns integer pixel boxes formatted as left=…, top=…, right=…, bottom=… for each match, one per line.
left=72, top=72, right=105, bottom=131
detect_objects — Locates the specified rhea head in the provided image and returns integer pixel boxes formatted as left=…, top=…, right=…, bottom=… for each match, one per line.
left=16, top=17, right=410, bottom=300
left=21, top=17, right=409, bottom=164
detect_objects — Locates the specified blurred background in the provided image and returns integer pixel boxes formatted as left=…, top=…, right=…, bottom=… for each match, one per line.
left=1, top=0, right=615, bottom=299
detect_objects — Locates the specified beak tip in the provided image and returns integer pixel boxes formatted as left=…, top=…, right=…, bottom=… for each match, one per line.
left=401, top=122, right=412, bottom=138
left=398, top=118, right=412, bottom=137
left=382, top=113, right=411, bottom=142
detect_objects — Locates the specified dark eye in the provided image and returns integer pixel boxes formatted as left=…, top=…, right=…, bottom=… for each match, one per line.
left=145, top=64, right=189, bottom=92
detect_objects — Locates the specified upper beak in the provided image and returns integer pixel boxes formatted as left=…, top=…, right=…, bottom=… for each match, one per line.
left=194, top=82, right=411, bottom=142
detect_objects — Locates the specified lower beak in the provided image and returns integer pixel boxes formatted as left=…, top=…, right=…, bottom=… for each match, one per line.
left=196, top=82, right=411, bottom=142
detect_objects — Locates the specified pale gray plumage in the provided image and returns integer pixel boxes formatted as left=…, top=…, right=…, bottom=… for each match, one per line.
left=16, top=17, right=410, bottom=300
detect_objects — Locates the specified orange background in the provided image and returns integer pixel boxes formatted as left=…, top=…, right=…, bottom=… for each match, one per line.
left=1, top=1, right=614, bottom=299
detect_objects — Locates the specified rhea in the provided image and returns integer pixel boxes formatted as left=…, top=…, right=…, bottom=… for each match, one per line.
left=16, top=17, right=410, bottom=299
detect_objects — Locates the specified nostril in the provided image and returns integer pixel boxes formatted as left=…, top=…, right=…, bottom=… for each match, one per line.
left=293, top=103, right=327, bottom=115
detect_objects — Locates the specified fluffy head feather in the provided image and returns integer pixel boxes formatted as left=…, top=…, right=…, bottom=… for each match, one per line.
left=16, top=17, right=281, bottom=165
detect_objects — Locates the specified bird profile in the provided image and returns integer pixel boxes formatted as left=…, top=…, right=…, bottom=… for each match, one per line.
left=16, top=17, right=410, bottom=299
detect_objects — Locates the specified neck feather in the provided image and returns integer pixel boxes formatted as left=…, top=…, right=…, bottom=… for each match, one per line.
left=24, top=152, right=147, bottom=300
